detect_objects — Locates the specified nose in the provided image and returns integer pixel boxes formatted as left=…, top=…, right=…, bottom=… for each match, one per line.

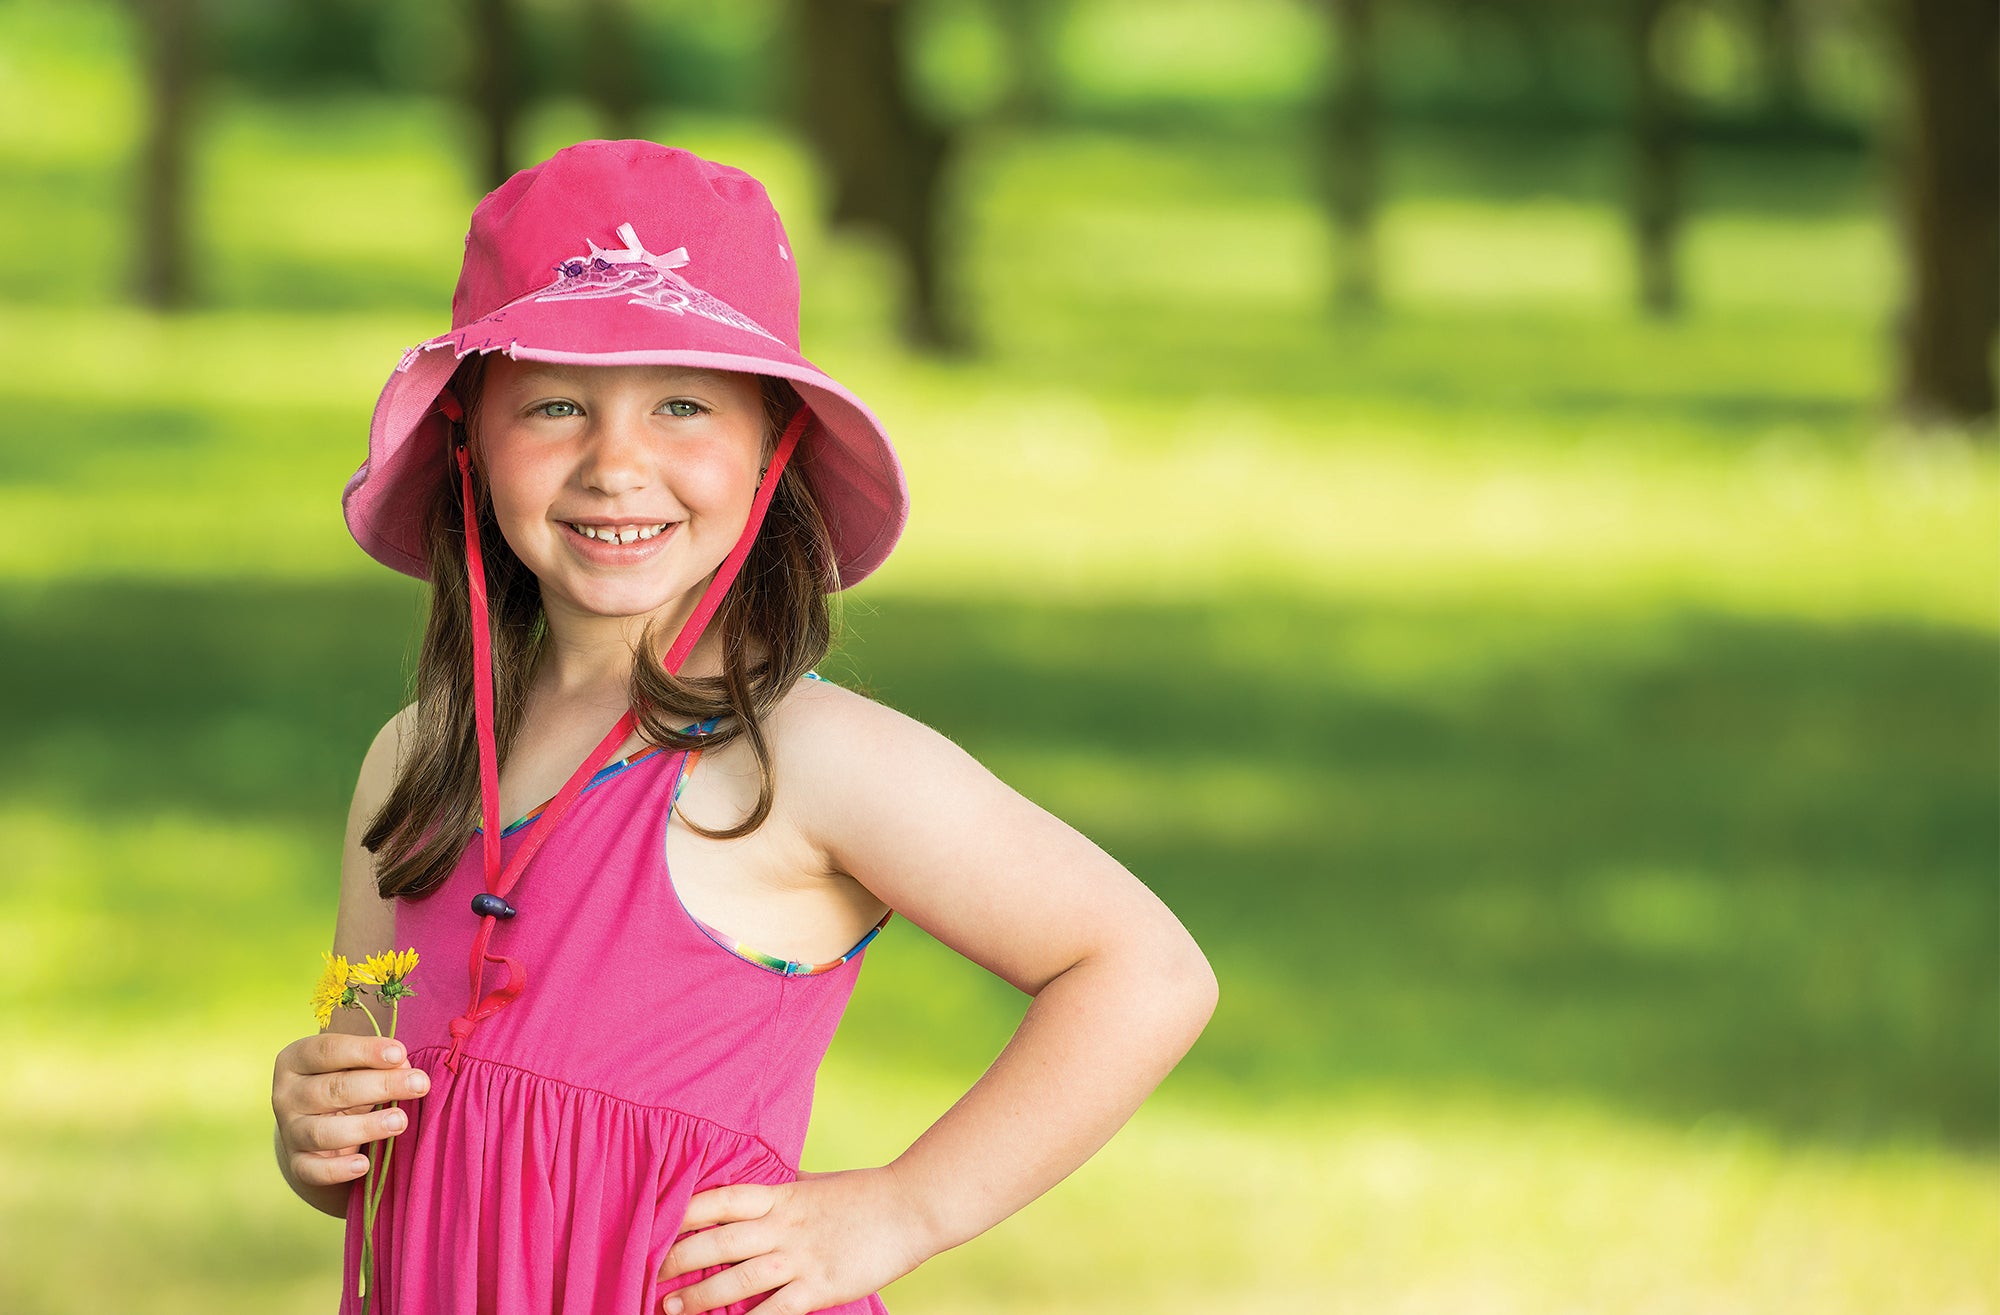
left=577, top=405, right=653, bottom=497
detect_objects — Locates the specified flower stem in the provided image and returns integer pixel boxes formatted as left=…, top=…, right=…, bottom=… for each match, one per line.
left=356, top=995, right=386, bottom=1315
left=366, top=997, right=404, bottom=1224
left=358, top=993, right=409, bottom=1315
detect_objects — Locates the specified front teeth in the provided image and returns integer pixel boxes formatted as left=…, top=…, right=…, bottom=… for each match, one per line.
left=569, top=522, right=668, bottom=544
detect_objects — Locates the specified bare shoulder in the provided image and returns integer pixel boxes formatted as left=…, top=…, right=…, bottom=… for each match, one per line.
left=757, top=671, right=996, bottom=872
left=765, top=674, right=1211, bottom=999
left=763, top=673, right=975, bottom=816
left=363, top=701, right=421, bottom=797
left=766, top=672, right=935, bottom=755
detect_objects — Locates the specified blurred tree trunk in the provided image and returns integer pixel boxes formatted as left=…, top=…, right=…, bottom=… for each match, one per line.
left=1445, top=0, right=1560, bottom=111
left=1891, top=0, right=1998, bottom=428
left=1504, top=1, right=1562, bottom=104
left=134, top=0, right=198, bottom=310
left=791, top=0, right=967, bottom=353
left=1629, top=0, right=1683, bottom=317
left=470, top=0, right=522, bottom=190
left=1751, top=0, right=1808, bottom=123
left=995, top=0, right=1056, bottom=126
left=1315, top=0, right=1380, bottom=312
left=583, top=0, right=643, bottom=140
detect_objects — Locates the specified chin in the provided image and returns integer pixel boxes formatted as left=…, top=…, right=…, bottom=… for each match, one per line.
left=566, top=579, right=678, bottom=614
left=567, top=568, right=708, bottom=614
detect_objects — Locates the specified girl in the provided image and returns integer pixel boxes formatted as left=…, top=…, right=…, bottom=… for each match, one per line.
left=269, top=139, right=1217, bottom=1315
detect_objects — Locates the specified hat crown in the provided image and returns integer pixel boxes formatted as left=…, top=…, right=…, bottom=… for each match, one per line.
left=450, top=139, right=801, bottom=350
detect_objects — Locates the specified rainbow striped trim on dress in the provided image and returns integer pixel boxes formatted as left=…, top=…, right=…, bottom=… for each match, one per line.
left=690, top=908, right=892, bottom=977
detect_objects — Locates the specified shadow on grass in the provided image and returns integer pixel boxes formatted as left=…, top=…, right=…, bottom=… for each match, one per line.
left=1, top=579, right=1992, bottom=1150
left=943, top=291, right=1880, bottom=440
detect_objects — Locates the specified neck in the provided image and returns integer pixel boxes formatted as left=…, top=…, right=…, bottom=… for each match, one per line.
left=533, top=595, right=727, bottom=706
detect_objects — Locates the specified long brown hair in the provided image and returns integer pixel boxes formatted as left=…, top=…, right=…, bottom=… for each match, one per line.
left=361, top=351, right=842, bottom=901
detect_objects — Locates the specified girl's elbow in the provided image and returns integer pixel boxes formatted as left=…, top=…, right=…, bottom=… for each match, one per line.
left=1096, top=919, right=1218, bottom=1030
left=1161, top=943, right=1219, bottom=1032
left=1186, top=952, right=1220, bottom=1024
left=1142, top=920, right=1219, bottom=1027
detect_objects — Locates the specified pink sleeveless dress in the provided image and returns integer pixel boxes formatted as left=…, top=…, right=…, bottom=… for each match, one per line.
left=340, top=686, right=896, bottom=1314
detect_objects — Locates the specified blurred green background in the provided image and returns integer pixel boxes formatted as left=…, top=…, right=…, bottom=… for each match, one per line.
left=1, top=0, right=1995, bottom=1311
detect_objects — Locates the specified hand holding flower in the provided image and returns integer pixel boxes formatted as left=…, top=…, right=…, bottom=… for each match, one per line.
left=304, top=947, right=422, bottom=1314
left=271, top=1032, right=425, bottom=1188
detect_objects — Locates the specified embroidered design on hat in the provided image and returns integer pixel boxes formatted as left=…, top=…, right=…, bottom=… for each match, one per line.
left=531, top=221, right=782, bottom=343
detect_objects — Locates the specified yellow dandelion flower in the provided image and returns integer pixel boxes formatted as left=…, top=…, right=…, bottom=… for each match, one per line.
left=352, top=948, right=419, bottom=987
left=311, top=951, right=352, bottom=1030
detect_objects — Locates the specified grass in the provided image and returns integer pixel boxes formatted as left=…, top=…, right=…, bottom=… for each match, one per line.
left=0, top=2, right=1995, bottom=1311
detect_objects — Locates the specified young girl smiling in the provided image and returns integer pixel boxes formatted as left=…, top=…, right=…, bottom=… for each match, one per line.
left=268, top=139, right=1218, bottom=1315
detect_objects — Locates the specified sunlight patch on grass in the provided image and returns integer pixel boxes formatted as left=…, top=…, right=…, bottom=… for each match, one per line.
left=881, top=381, right=1999, bottom=628
left=0, top=1, right=135, bottom=166
left=1686, top=212, right=1897, bottom=317
left=1387, top=199, right=1632, bottom=309
left=1053, top=0, right=1324, bottom=108
left=0, top=801, right=323, bottom=1016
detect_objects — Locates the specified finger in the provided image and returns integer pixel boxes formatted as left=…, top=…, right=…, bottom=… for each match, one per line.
left=663, top=1252, right=791, bottom=1315
left=297, top=1033, right=411, bottom=1076
left=743, top=1282, right=822, bottom=1315
left=678, top=1182, right=776, bottom=1233
left=312, top=1062, right=431, bottom=1116
left=657, top=1220, right=771, bottom=1283
left=290, top=1145, right=375, bottom=1188
left=291, top=1104, right=411, bottom=1154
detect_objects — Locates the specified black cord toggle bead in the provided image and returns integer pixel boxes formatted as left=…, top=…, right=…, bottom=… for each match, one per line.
left=471, top=892, right=517, bottom=920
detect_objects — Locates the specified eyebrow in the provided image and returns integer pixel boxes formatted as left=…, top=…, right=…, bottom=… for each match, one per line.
left=512, top=365, right=736, bottom=389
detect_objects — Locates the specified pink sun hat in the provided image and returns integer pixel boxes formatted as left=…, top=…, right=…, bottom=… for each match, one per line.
left=341, top=137, right=909, bottom=588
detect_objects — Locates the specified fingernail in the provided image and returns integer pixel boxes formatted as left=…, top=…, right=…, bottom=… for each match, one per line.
left=385, top=1046, right=405, bottom=1065
left=666, top=1299, right=682, bottom=1315
left=411, top=1072, right=430, bottom=1093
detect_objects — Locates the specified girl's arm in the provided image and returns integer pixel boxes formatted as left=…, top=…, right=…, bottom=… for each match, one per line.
left=797, top=687, right=1220, bottom=1260
left=658, top=683, right=1218, bottom=1312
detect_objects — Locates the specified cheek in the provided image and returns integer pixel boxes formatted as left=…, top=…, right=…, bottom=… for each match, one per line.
left=480, top=451, right=564, bottom=541
left=676, top=450, right=761, bottom=515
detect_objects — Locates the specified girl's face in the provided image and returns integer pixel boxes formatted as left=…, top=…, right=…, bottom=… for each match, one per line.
left=472, top=358, right=772, bottom=630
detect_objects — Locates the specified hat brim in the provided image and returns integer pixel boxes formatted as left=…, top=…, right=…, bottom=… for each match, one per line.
left=341, top=291, right=909, bottom=590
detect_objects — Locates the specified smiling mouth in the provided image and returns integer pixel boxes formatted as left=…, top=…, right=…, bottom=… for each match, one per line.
left=562, top=521, right=672, bottom=544
left=560, top=515, right=684, bottom=559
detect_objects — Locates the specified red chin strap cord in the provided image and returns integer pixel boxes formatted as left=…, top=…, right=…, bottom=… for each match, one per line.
left=434, top=388, right=809, bottom=1076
